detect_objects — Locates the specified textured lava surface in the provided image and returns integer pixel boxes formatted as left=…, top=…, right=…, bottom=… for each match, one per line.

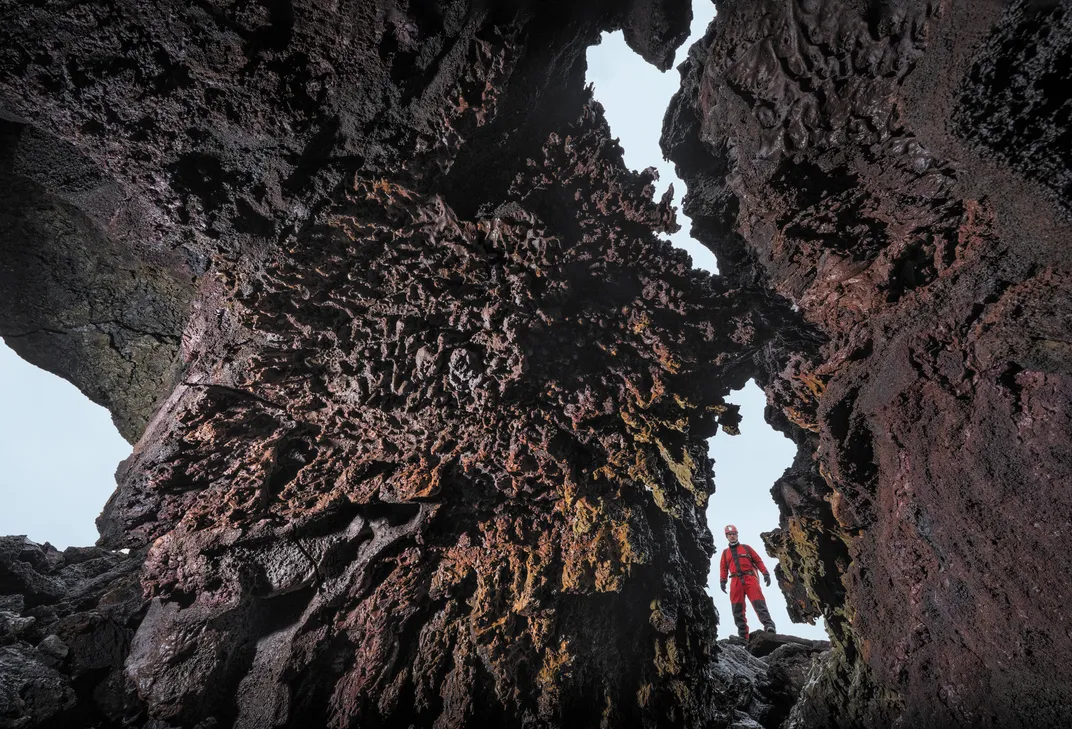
left=665, top=1, right=1072, bottom=727
left=0, top=1, right=774, bottom=727
left=0, top=0, right=693, bottom=443
left=96, top=102, right=764, bottom=728
left=0, top=118, right=193, bottom=441
left=712, top=631, right=830, bottom=729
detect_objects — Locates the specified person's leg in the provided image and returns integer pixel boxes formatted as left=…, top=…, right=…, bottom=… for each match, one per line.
left=729, top=577, right=749, bottom=638
left=744, top=576, right=776, bottom=632
left=752, top=598, right=776, bottom=632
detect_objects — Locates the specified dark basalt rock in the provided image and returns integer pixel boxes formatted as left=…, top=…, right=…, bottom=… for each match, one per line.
left=0, top=537, right=145, bottom=728
left=954, top=1, right=1072, bottom=212
left=0, top=119, right=193, bottom=442
left=713, top=632, right=828, bottom=729
left=665, top=1, right=1072, bottom=727
left=0, top=0, right=690, bottom=443
left=94, top=91, right=765, bottom=728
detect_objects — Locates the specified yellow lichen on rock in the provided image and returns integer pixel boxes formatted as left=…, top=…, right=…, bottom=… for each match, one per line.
left=653, top=636, right=681, bottom=676
left=656, top=438, right=706, bottom=507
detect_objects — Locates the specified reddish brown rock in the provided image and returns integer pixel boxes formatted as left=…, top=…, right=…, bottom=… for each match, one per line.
left=665, top=1, right=1072, bottom=727
left=0, top=0, right=693, bottom=443
left=98, top=93, right=767, bottom=727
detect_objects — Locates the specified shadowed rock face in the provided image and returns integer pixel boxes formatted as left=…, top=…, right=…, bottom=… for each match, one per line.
left=0, top=537, right=144, bottom=728
left=713, top=632, right=830, bottom=729
left=0, top=118, right=193, bottom=442
left=664, top=1, right=1072, bottom=727
left=95, top=100, right=766, bottom=727
left=0, top=0, right=693, bottom=443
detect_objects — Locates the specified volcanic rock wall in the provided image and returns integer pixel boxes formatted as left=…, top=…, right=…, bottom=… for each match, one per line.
left=664, top=1, right=1072, bottom=727
left=0, top=1, right=769, bottom=727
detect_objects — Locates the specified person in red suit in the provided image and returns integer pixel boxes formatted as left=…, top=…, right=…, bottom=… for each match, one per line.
left=719, top=524, right=776, bottom=638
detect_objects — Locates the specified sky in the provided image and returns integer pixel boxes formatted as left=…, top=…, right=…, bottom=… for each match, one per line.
left=585, top=7, right=719, bottom=275
left=0, top=0, right=826, bottom=641
left=0, top=341, right=132, bottom=549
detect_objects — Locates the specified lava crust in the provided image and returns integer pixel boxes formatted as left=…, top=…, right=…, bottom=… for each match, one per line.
left=665, top=1, right=1072, bottom=727
left=0, top=1, right=766, bottom=727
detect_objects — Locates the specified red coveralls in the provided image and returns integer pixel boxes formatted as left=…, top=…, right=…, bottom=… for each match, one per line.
left=719, top=543, right=775, bottom=638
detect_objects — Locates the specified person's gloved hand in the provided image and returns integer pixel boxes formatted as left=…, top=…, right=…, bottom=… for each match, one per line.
left=764, top=573, right=771, bottom=587
left=720, top=579, right=727, bottom=593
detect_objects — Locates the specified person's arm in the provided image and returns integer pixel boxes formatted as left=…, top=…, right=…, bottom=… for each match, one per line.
left=747, top=545, right=770, bottom=578
left=719, top=550, right=728, bottom=592
left=747, top=545, right=773, bottom=586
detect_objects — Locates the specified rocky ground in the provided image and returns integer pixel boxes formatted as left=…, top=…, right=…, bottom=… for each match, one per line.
left=1, top=0, right=1070, bottom=727
left=714, top=632, right=830, bottom=729
left=0, top=537, right=144, bottom=727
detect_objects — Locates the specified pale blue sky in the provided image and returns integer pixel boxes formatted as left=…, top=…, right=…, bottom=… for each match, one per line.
left=0, top=0, right=825, bottom=641
left=586, top=6, right=719, bottom=274
left=0, top=341, right=131, bottom=548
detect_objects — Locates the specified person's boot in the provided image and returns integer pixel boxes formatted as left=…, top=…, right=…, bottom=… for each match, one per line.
left=753, top=599, right=776, bottom=633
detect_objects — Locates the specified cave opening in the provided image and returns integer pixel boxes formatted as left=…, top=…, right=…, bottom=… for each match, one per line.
left=0, top=340, right=131, bottom=549
left=585, top=4, right=826, bottom=641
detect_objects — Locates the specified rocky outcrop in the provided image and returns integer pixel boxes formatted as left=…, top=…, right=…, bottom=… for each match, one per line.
left=0, top=0, right=693, bottom=443
left=0, top=1, right=761, bottom=727
left=0, top=119, right=193, bottom=442
left=665, top=1, right=1072, bottom=727
left=92, top=88, right=766, bottom=727
left=713, top=632, right=829, bottom=729
left=0, top=537, right=145, bottom=728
